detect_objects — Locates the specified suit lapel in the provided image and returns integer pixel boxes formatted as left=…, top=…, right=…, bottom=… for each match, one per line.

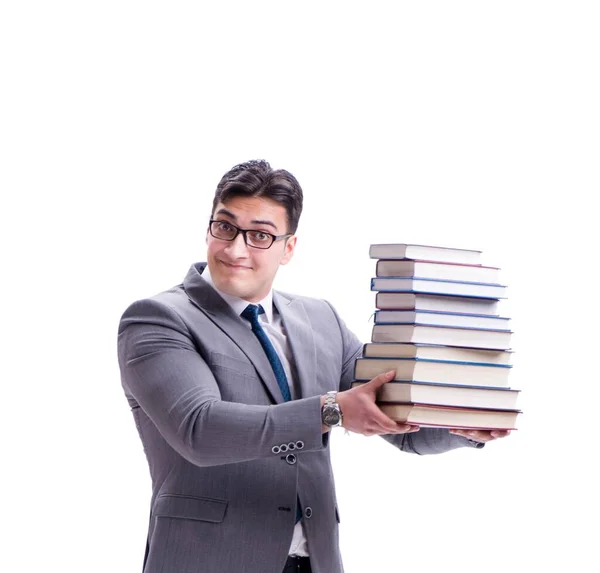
left=274, top=291, right=317, bottom=400
left=183, top=263, right=286, bottom=404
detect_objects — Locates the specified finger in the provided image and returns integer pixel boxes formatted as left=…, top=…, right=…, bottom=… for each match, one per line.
left=393, top=423, right=420, bottom=434
left=371, top=423, right=420, bottom=435
left=448, top=429, right=469, bottom=437
left=449, top=429, right=486, bottom=441
left=490, top=430, right=511, bottom=439
left=453, top=429, right=509, bottom=443
left=365, top=369, right=396, bottom=388
left=371, top=408, right=415, bottom=434
left=471, top=429, right=508, bottom=441
left=361, top=410, right=401, bottom=435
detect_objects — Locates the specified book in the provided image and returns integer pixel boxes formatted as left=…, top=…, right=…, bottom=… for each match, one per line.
left=374, top=310, right=511, bottom=331
left=362, top=343, right=513, bottom=365
left=371, top=324, right=512, bottom=350
left=354, top=357, right=511, bottom=387
left=369, top=244, right=481, bottom=265
left=379, top=402, right=520, bottom=430
left=376, top=259, right=500, bottom=284
left=371, top=277, right=507, bottom=299
left=376, top=292, right=500, bottom=315
left=351, top=380, right=520, bottom=410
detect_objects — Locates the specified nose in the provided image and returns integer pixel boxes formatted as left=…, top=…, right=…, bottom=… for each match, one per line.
left=224, top=232, right=250, bottom=257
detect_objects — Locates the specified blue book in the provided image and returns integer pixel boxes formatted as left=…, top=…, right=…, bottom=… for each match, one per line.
left=371, top=323, right=512, bottom=350
left=374, top=309, right=511, bottom=331
left=354, top=356, right=511, bottom=388
left=371, top=276, right=507, bottom=299
left=362, top=342, right=513, bottom=365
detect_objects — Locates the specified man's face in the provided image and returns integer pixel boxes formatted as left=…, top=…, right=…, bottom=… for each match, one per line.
left=206, top=195, right=297, bottom=302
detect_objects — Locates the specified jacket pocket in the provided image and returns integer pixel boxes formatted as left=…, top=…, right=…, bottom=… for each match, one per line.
left=154, top=494, right=228, bottom=523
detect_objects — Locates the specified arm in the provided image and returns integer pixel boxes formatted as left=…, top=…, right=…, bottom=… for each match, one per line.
left=118, top=298, right=326, bottom=468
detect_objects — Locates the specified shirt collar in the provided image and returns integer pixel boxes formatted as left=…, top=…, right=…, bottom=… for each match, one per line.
left=202, top=264, right=274, bottom=323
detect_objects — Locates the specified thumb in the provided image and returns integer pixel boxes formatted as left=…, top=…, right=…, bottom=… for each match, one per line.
left=366, top=369, right=396, bottom=389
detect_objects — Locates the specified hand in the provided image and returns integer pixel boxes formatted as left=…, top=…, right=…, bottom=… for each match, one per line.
left=448, top=428, right=511, bottom=443
left=335, top=370, right=420, bottom=437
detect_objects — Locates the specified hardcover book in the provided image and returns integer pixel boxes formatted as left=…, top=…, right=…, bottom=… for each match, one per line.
left=376, top=259, right=500, bottom=284
left=371, top=323, right=512, bottom=350
left=375, top=292, right=500, bottom=315
left=379, top=402, right=520, bottom=430
left=369, top=244, right=481, bottom=265
left=371, top=277, right=507, bottom=300
left=362, top=343, right=513, bottom=365
left=354, top=357, right=511, bottom=387
left=351, top=380, right=520, bottom=410
left=374, top=310, right=511, bottom=331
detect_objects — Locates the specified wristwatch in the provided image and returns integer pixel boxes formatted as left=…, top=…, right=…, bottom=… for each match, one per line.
left=321, top=391, right=343, bottom=428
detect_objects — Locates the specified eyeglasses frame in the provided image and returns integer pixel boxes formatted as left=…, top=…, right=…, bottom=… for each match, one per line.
left=208, top=219, right=294, bottom=250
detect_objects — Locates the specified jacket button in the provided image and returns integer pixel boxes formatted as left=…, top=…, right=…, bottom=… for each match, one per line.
left=280, top=444, right=288, bottom=453
left=272, top=446, right=281, bottom=454
left=287, top=442, right=296, bottom=450
left=285, top=453, right=297, bottom=465
left=304, top=507, right=313, bottom=519
left=295, top=441, right=305, bottom=450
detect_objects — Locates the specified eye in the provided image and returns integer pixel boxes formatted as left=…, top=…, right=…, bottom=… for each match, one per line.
left=250, top=231, right=270, bottom=242
left=217, top=221, right=234, bottom=232
left=247, top=231, right=273, bottom=246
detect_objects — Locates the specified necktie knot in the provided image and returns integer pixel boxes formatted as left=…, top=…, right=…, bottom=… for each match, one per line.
left=241, top=304, right=265, bottom=325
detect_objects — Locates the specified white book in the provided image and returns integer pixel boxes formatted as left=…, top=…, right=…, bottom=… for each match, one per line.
left=375, top=293, right=500, bottom=316
left=371, top=277, right=507, bottom=300
left=371, top=324, right=512, bottom=351
left=369, top=243, right=481, bottom=265
left=375, top=259, right=500, bottom=284
left=362, top=343, right=513, bottom=365
left=351, top=380, right=520, bottom=410
left=374, top=310, right=511, bottom=331
left=354, top=357, right=511, bottom=387
left=379, top=403, right=520, bottom=430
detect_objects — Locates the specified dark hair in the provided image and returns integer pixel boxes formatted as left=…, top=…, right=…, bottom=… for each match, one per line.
left=211, top=159, right=303, bottom=234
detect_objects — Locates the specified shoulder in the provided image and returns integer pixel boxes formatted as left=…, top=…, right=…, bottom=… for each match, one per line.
left=119, top=283, right=190, bottom=329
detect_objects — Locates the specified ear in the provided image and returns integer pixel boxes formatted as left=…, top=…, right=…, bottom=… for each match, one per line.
left=279, top=235, right=297, bottom=266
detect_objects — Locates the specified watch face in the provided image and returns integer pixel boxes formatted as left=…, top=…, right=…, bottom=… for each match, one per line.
left=323, top=407, right=341, bottom=426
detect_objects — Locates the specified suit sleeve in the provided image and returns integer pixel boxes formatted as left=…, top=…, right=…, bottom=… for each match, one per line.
left=324, top=301, right=481, bottom=454
left=118, top=298, right=326, bottom=468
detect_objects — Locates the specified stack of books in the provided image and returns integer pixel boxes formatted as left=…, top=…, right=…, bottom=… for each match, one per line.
left=352, top=243, right=522, bottom=430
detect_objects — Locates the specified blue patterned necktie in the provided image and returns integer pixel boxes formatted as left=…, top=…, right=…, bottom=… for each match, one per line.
left=241, top=303, right=302, bottom=523
left=241, top=304, right=292, bottom=402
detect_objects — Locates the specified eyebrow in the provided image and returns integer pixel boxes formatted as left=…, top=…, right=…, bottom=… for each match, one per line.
left=215, top=208, right=278, bottom=230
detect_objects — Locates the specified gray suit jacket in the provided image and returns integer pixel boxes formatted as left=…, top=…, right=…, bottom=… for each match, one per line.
left=117, top=262, right=473, bottom=573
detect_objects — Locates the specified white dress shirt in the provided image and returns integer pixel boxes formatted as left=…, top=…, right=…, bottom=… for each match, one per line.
left=202, top=267, right=309, bottom=557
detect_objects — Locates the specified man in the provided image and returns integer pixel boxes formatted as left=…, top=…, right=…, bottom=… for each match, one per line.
left=117, top=160, right=509, bottom=573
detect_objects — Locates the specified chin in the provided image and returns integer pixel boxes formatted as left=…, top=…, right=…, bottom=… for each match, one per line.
left=215, top=275, right=253, bottom=298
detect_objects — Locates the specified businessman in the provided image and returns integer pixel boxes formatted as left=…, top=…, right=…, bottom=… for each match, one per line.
left=117, top=160, right=509, bottom=573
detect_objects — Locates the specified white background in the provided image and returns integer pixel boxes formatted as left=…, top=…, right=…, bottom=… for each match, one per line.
left=2, top=2, right=599, bottom=572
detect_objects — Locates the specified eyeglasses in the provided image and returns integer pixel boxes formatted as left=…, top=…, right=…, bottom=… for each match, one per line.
left=208, top=219, right=293, bottom=249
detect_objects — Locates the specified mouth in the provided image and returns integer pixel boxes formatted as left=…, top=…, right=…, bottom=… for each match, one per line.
left=219, top=260, right=252, bottom=271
